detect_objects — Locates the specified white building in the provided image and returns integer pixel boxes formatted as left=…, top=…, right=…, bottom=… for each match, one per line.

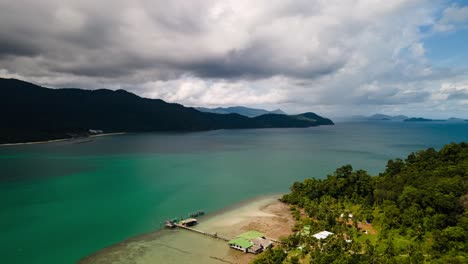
left=312, top=231, right=334, bottom=240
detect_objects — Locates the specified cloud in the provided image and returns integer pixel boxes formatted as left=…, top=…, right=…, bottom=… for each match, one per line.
left=140, top=76, right=290, bottom=107
left=432, top=81, right=468, bottom=101
left=0, top=0, right=467, bottom=118
left=0, top=0, right=428, bottom=80
left=434, top=3, right=468, bottom=32
left=352, top=82, right=430, bottom=105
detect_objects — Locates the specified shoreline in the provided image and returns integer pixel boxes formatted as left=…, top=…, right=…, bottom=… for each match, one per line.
left=79, top=194, right=294, bottom=264
left=0, top=132, right=126, bottom=147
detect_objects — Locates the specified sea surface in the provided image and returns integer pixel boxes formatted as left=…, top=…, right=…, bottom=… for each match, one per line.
left=1, top=121, right=467, bottom=264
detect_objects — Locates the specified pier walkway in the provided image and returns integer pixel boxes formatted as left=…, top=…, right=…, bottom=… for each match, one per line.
left=174, top=224, right=230, bottom=242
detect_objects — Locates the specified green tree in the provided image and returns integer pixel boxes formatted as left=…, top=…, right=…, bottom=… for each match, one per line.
left=382, top=238, right=397, bottom=264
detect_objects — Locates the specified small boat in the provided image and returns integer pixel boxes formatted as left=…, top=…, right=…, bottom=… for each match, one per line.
left=165, top=220, right=176, bottom=228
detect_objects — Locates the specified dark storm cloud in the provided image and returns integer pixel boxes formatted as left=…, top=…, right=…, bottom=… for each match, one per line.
left=186, top=48, right=346, bottom=80
left=0, top=37, right=40, bottom=58
left=0, top=0, right=351, bottom=81
left=190, top=60, right=344, bottom=79
left=448, top=90, right=468, bottom=100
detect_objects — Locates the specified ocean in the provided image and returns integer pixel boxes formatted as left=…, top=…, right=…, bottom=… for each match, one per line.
left=1, top=121, right=467, bottom=263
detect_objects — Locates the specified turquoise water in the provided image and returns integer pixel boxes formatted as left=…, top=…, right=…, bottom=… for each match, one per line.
left=1, top=122, right=467, bottom=264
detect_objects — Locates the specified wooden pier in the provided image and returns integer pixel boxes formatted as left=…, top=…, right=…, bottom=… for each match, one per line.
left=173, top=223, right=283, bottom=245
left=174, top=223, right=230, bottom=242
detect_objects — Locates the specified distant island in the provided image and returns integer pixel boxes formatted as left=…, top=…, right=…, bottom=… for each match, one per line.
left=342, top=114, right=466, bottom=123
left=196, top=106, right=286, bottom=118
left=446, top=117, right=467, bottom=122
left=368, top=114, right=409, bottom=121
left=0, top=78, right=333, bottom=144
left=343, top=114, right=409, bottom=122
left=403, top=117, right=436, bottom=122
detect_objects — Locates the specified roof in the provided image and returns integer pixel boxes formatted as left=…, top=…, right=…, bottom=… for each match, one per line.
left=228, top=238, right=252, bottom=249
left=312, top=231, right=334, bottom=240
left=237, top=231, right=264, bottom=240
left=181, top=218, right=197, bottom=223
left=251, top=237, right=273, bottom=248
left=180, top=218, right=197, bottom=224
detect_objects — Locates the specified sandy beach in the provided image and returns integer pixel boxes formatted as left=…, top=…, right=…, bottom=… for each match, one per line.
left=0, top=132, right=126, bottom=147
left=79, top=195, right=294, bottom=264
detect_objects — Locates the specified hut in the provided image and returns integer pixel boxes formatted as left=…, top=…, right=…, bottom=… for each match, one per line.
left=249, top=237, right=273, bottom=254
left=312, top=230, right=334, bottom=240
left=180, top=218, right=198, bottom=227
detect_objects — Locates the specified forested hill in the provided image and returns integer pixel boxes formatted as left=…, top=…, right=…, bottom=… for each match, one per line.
left=0, top=78, right=333, bottom=144
left=257, top=142, right=468, bottom=263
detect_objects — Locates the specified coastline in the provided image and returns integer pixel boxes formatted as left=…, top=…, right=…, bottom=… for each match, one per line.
left=0, top=132, right=126, bottom=147
left=89, top=132, right=127, bottom=138
left=79, top=194, right=294, bottom=264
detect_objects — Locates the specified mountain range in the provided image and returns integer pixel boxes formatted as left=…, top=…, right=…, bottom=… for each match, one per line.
left=196, top=106, right=286, bottom=117
left=0, top=78, right=333, bottom=144
left=346, top=114, right=409, bottom=121
left=367, top=114, right=409, bottom=121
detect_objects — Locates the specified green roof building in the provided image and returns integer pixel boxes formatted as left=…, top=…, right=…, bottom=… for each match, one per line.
left=228, top=230, right=272, bottom=254
left=228, top=237, right=253, bottom=252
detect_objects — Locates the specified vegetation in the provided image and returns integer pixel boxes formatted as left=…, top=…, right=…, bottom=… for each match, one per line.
left=0, top=78, right=333, bottom=144
left=253, top=142, right=468, bottom=263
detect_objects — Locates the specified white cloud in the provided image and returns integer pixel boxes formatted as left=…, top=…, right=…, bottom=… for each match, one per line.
left=433, top=81, right=468, bottom=101
left=410, top=42, right=426, bottom=57
left=140, top=76, right=290, bottom=108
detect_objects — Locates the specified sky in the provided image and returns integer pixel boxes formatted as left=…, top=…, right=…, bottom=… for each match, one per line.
left=0, top=0, right=467, bottom=118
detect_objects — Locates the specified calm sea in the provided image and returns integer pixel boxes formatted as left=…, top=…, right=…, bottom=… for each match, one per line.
left=1, top=122, right=467, bottom=264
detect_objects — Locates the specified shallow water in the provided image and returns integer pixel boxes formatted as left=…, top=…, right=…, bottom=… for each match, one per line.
left=1, top=122, right=467, bottom=263
left=81, top=196, right=281, bottom=264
